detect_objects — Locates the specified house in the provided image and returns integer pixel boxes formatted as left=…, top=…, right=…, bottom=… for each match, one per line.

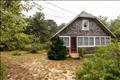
left=51, top=11, right=115, bottom=58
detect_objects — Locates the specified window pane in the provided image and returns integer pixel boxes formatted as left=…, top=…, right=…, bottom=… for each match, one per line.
left=82, top=20, right=89, bottom=30
left=106, top=37, right=110, bottom=45
left=64, top=37, right=69, bottom=46
left=101, top=37, right=105, bottom=45
left=78, top=37, right=83, bottom=46
left=84, top=37, right=88, bottom=45
left=60, top=37, right=69, bottom=47
left=95, top=37, right=100, bottom=45
left=89, top=37, right=94, bottom=45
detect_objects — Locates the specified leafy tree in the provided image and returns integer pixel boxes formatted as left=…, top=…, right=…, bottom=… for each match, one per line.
left=110, top=16, right=120, bottom=41
left=0, top=0, right=36, bottom=50
left=47, top=36, right=68, bottom=60
left=58, top=23, right=65, bottom=30
left=98, top=15, right=110, bottom=27
left=98, top=15, right=120, bottom=41
left=25, top=12, right=49, bottom=43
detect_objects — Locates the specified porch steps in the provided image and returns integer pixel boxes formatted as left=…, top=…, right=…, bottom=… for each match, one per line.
left=70, top=53, right=80, bottom=58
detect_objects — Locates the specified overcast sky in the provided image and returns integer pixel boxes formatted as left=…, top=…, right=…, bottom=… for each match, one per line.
left=22, top=1, right=120, bottom=25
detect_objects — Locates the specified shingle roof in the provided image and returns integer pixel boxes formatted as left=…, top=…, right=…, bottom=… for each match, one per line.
left=79, top=11, right=95, bottom=18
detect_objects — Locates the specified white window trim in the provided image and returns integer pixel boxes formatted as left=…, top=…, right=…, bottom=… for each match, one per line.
left=82, top=19, right=89, bottom=31
left=77, top=36, right=111, bottom=47
left=59, top=36, right=70, bottom=47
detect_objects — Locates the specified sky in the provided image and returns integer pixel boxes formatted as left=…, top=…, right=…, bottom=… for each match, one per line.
left=22, top=1, right=120, bottom=25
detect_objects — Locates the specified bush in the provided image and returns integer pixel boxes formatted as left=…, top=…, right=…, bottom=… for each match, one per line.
left=76, top=43, right=120, bottom=80
left=78, top=48, right=87, bottom=57
left=12, top=51, right=22, bottom=56
left=47, top=36, right=68, bottom=60
left=30, top=47, right=38, bottom=53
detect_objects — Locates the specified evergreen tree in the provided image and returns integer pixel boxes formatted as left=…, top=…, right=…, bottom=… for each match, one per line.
left=25, top=12, right=49, bottom=43
left=47, top=36, right=68, bottom=60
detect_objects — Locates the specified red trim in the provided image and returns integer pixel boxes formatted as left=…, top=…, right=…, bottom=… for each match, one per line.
left=76, top=36, right=78, bottom=53
left=76, top=33, right=78, bottom=53
left=69, top=36, right=71, bottom=54
left=69, top=33, right=71, bottom=54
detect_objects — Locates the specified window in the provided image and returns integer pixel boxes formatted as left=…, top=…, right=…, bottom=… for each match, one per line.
left=95, top=37, right=110, bottom=46
left=60, top=36, right=69, bottom=47
left=106, top=37, right=110, bottom=45
left=84, top=37, right=88, bottom=45
left=89, top=37, right=94, bottom=45
left=95, top=37, right=100, bottom=45
left=78, top=36, right=94, bottom=47
left=101, top=37, right=105, bottom=45
left=78, top=36, right=110, bottom=47
left=82, top=19, right=89, bottom=30
left=64, top=37, right=69, bottom=47
left=78, top=37, right=83, bottom=45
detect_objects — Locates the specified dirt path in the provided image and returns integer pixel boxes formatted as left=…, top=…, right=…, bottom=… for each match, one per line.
left=1, top=51, right=83, bottom=80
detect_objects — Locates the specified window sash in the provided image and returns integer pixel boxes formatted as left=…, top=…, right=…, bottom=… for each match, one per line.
left=95, top=37, right=100, bottom=46
left=82, top=19, right=89, bottom=30
left=89, top=37, right=94, bottom=45
left=59, top=36, right=70, bottom=47
left=78, top=36, right=110, bottom=47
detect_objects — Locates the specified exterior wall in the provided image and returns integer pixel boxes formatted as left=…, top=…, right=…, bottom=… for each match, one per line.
left=58, top=17, right=110, bottom=54
left=58, top=18, right=108, bottom=37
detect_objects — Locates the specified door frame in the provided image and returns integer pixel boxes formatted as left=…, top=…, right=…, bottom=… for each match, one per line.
left=70, top=36, right=78, bottom=53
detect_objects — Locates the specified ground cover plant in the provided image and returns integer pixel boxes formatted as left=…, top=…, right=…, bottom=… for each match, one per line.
left=76, top=42, right=120, bottom=80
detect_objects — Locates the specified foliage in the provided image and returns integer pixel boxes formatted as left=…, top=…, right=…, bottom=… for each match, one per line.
left=47, top=36, right=68, bottom=60
left=0, top=0, right=37, bottom=51
left=76, top=43, right=120, bottom=80
left=98, top=15, right=120, bottom=41
left=30, top=47, right=38, bottom=53
left=45, top=19, right=58, bottom=37
left=25, top=12, right=49, bottom=43
left=98, top=16, right=110, bottom=27
left=78, top=48, right=87, bottom=57
left=57, top=23, right=65, bottom=31
left=0, top=63, right=6, bottom=80
left=12, top=50, right=22, bottom=56
left=110, top=16, right=120, bottom=41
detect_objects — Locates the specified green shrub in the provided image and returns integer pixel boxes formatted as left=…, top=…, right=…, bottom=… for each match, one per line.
left=78, top=48, right=87, bottom=57
left=0, top=63, right=6, bottom=80
left=76, top=43, right=120, bottom=80
left=30, top=47, right=38, bottom=53
left=47, top=36, right=68, bottom=60
left=12, top=51, right=22, bottom=56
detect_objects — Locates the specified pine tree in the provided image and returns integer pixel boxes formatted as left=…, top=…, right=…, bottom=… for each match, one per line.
left=47, top=36, right=68, bottom=60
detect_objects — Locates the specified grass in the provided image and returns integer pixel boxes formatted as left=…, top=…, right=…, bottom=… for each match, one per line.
left=0, top=63, right=6, bottom=80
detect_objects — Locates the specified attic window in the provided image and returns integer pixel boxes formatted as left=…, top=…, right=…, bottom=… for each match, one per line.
left=82, top=19, right=89, bottom=30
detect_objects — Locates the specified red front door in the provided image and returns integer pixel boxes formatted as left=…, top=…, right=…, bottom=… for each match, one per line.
left=71, top=37, right=77, bottom=53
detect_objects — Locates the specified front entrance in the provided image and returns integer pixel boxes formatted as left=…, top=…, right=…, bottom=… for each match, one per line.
left=71, top=37, right=77, bottom=53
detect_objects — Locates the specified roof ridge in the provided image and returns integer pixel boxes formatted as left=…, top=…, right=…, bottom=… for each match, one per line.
left=79, top=11, right=96, bottom=18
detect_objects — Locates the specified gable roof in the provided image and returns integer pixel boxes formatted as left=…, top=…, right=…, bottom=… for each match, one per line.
left=51, top=11, right=115, bottom=39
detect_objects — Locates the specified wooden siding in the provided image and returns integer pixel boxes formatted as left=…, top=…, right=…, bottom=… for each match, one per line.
left=58, top=18, right=108, bottom=37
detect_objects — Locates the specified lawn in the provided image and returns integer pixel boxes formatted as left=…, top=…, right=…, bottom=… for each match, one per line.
left=1, top=50, right=86, bottom=80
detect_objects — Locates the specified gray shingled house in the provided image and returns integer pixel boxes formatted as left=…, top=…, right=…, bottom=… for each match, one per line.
left=51, top=11, right=115, bottom=58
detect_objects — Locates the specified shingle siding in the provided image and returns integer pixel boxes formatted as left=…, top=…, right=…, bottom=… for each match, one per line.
left=58, top=18, right=108, bottom=37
